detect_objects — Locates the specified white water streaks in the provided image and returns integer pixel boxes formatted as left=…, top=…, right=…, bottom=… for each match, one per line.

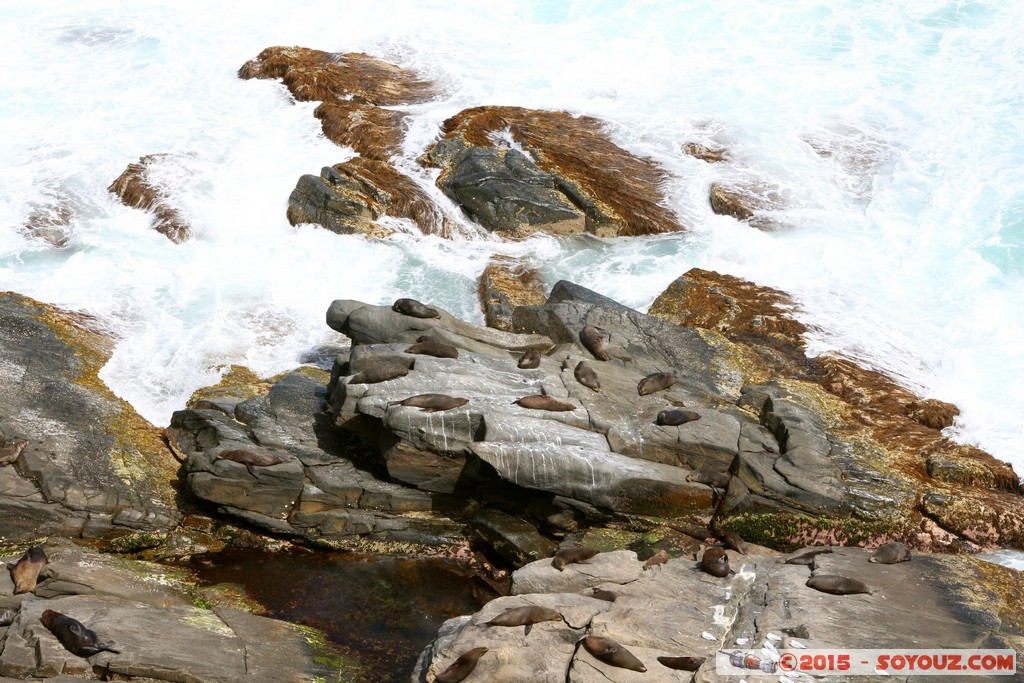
left=1, top=1, right=1021, bottom=472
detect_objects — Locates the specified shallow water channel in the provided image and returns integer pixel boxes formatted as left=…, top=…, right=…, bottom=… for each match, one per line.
left=183, top=548, right=480, bottom=682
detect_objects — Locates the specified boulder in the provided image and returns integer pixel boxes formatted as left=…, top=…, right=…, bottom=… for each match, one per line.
left=709, top=181, right=785, bottom=230
left=314, top=99, right=407, bottom=160
left=107, top=154, right=191, bottom=243
left=478, top=255, right=548, bottom=332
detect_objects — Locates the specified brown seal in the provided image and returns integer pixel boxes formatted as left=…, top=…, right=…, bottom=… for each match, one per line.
left=574, top=361, right=601, bottom=392
left=686, top=470, right=731, bottom=489
left=216, top=449, right=284, bottom=476
left=9, top=543, right=48, bottom=594
left=0, top=438, right=28, bottom=466
left=638, top=371, right=675, bottom=396
left=657, top=655, right=705, bottom=671
left=515, top=394, right=575, bottom=411
left=582, top=635, right=647, bottom=672
left=551, top=547, right=599, bottom=571
left=579, top=325, right=609, bottom=361
left=40, top=609, right=120, bottom=657
left=517, top=349, right=541, bottom=369
left=435, top=647, right=488, bottom=683
left=655, top=409, right=700, bottom=426
left=392, top=298, right=439, bottom=318
left=718, top=530, right=748, bottom=555
left=348, top=361, right=411, bottom=385
left=643, top=549, right=669, bottom=570
left=806, top=574, right=872, bottom=595
left=784, top=546, right=833, bottom=565
left=590, top=587, right=618, bottom=602
left=869, top=541, right=911, bottom=564
left=391, top=393, right=469, bottom=413
left=404, top=340, right=459, bottom=359
left=699, top=547, right=732, bottom=577
left=485, top=605, right=562, bottom=635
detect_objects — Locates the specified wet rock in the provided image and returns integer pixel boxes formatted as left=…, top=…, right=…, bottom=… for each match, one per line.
left=314, top=99, right=407, bottom=160
left=422, top=106, right=684, bottom=237
left=470, top=507, right=558, bottom=567
left=709, top=181, right=785, bottom=229
left=107, top=153, right=191, bottom=243
left=682, top=142, right=727, bottom=163
left=478, top=255, right=548, bottom=332
left=22, top=199, right=73, bottom=248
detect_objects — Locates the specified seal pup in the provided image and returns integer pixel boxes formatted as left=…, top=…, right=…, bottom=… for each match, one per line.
left=643, top=549, right=669, bottom=570
left=404, top=340, right=459, bottom=359
left=9, top=543, right=48, bottom=594
left=514, top=394, right=575, bottom=412
left=0, top=438, right=28, bottom=466
left=392, top=298, right=439, bottom=319
left=699, top=547, right=733, bottom=577
left=517, top=349, right=541, bottom=369
left=552, top=547, right=599, bottom=571
left=655, top=409, right=700, bottom=426
left=638, top=371, right=675, bottom=396
left=348, top=362, right=411, bottom=385
left=216, top=449, right=283, bottom=476
left=590, top=587, right=618, bottom=602
left=574, top=361, right=600, bottom=392
left=686, top=470, right=731, bottom=489
left=390, top=394, right=469, bottom=413
left=784, top=546, right=833, bottom=565
left=40, top=609, right=120, bottom=657
left=435, top=647, right=488, bottom=683
left=581, top=635, right=647, bottom=672
left=484, top=605, right=562, bottom=635
left=806, top=574, right=872, bottom=595
left=657, top=655, right=705, bottom=671
left=0, top=608, right=16, bottom=626
left=579, top=325, right=609, bottom=361
left=869, top=541, right=911, bottom=564
left=717, top=530, right=748, bottom=555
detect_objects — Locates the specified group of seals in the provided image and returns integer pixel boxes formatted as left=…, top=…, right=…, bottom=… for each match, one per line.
left=637, top=371, right=675, bottom=396
left=0, top=438, right=28, bottom=466
left=390, top=393, right=469, bottom=413
left=551, top=547, right=598, bottom=571
left=392, top=298, right=439, bottom=319
left=582, top=635, right=646, bottom=672
left=8, top=543, right=48, bottom=594
left=434, top=647, right=488, bottom=683
left=484, top=605, right=562, bottom=635
left=40, top=609, right=120, bottom=657
left=216, top=449, right=284, bottom=476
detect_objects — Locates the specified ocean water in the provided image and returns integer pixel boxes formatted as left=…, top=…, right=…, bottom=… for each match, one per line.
left=1, top=1, right=1021, bottom=477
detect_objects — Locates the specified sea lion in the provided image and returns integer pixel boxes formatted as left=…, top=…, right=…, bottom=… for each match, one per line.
left=806, top=574, right=872, bottom=595
left=655, top=409, right=700, bottom=426
left=579, top=325, right=609, bottom=361
left=390, top=393, right=469, bottom=413
left=0, top=608, right=16, bottom=626
left=638, top=371, right=675, bottom=396
left=869, top=541, right=911, bottom=564
left=699, top=547, right=732, bottom=577
left=9, top=543, right=48, bottom=594
left=551, top=547, right=599, bottom=571
left=40, top=609, right=120, bottom=657
left=643, top=549, right=669, bottom=570
left=216, top=449, right=283, bottom=476
left=657, top=655, right=705, bottom=671
left=485, top=605, right=562, bottom=635
left=435, top=647, right=488, bottom=683
left=348, top=362, right=410, bottom=385
left=590, top=587, right=618, bottom=602
left=687, top=470, right=731, bottom=489
left=392, top=298, right=439, bottom=319
left=0, top=439, right=28, bottom=466
left=574, top=361, right=601, bottom=392
left=517, top=349, right=541, bottom=369
left=581, top=635, right=647, bottom=672
left=514, top=394, right=575, bottom=412
left=404, top=340, right=459, bottom=359
left=784, top=547, right=833, bottom=565
left=718, top=530, right=748, bottom=555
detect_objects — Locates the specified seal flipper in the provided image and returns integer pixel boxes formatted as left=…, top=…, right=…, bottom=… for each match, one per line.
left=244, top=463, right=256, bottom=477
left=524, top=623, right=532, bottom=636
left=95, top=640, right=120, bottom=655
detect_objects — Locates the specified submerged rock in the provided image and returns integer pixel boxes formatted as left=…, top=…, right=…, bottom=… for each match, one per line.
left=107, top=154, right=191, bottom=243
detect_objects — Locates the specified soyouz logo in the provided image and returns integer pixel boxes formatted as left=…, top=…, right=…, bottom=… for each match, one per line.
left=715, top=649, right=1017, bottom=676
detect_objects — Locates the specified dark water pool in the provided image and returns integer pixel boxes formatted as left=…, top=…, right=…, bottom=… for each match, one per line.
left=184, top=549, right=480, bottom=682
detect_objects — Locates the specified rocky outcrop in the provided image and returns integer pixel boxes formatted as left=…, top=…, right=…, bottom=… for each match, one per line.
left=413, top=547, right=1024, bottom=681
left=22, top=199, right=72, bottom=248
left=313, top=99, right=407, bottom=160
left=709, top=181, right=785, bottom=230
left=421, top=106, right=684, bottom=237
left=107, top=154, right=191, bottom=243
left=286, top=157, right=450, bottom=237
left=0, top=293, right=180, bottom=543
left=682, top=142, right=727, bottom=163
left=478, top=256, right=548, bottom=331
left=0, top=539, right=346, bottom=681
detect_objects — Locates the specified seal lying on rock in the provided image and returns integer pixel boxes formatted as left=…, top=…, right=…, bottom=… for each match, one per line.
left=579, top=325, right=609, bottom=361
left=390, top=394, right=469, bottom=413
left=687, top=470, right=731, bottom=489
left=0, top=438, right=28, bottom=466
left=582, top=635, right=647, bottom=672
left=434, top=647, right=488, bottom=683
left=784, top=547, right=832, bottom=565
left=517, top=349, right=541, bottom=369
left=485, top=606, right=562, bottom=635
left=9, top=543, right=48, bottom=594
left=515, top=394, right=575, bottom=412
left=590, top=587, right=618, bottom=602
left=657, top=655, right=705, bottom=671
left=392, top=298, right=439, bottom=318
left=655, top=409, right=700, bottom=426
left=638, top=371, right=675, bottom=396
left=869, top=541, right=911, bottom=564
left=348, top=361, right=411, bottom=385
left=806, top=574, right=872, bottom=595
left=405, top=340, right=459, bottom=359
left=40, top=609, right=120, bottom=657
left=216, top=449, right=284, bottom=476
left=552, top=547, right=599, bottom=570
left=643, top=549, right=669, bottom=570
left=574, top=360, right=601, bottom=392
left=718, top=530, right=748, bottom=555
left=699, top=547, right=733, bottom=577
